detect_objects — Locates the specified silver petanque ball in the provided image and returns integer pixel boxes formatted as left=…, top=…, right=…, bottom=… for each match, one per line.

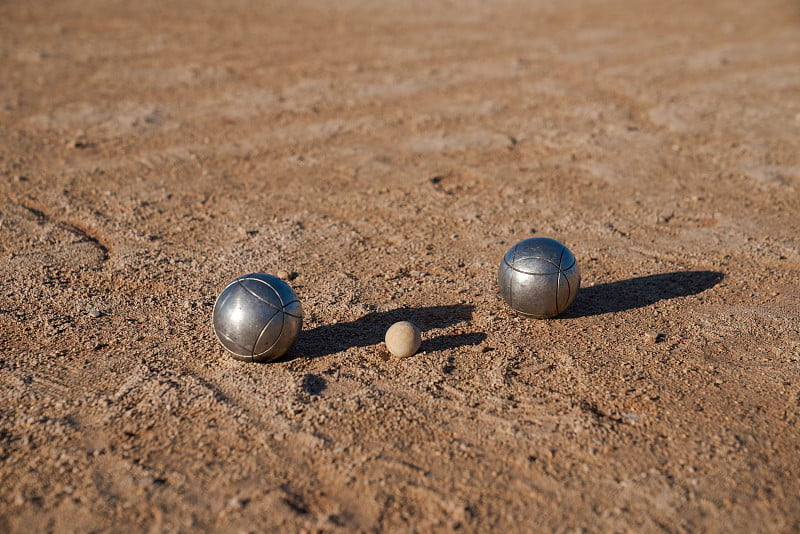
left=498, top=237, right=581, bottom=318
left=212, top=273, right=303, bottom=362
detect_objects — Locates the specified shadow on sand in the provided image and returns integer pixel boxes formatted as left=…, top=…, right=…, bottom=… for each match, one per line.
left=562, top=270, right=724, bottom=318
left=290, top=304, right=485, bottom=360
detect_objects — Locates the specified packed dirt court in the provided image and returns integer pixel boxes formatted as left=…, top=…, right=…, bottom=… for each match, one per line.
left=1, top=0, right=799, bottom=532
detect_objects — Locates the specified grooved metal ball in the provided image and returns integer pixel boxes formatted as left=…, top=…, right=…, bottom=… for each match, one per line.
left=212, top=273, right=303, bottom=362
left=498, top=237, right=581, bottom=318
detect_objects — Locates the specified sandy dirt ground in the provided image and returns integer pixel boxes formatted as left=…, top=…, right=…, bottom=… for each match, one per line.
left=2, top=0, right=800, bottom=532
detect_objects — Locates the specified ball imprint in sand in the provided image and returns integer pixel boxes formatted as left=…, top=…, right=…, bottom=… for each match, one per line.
left=385, top=321, right=422, bottom=357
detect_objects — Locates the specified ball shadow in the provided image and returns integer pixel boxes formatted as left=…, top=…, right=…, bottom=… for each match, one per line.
left=300, top=373, right=327, bottom=396
left=562, top=270, right=724, bottom=318
left=291, top=304, right=477, bottom=360
left=421, top=332, right=486, bottom=353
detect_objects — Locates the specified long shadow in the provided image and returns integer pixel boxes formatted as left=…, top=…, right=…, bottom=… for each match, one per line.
left=422, top=332, right=486, bottom=353
left=290, top=304, right=478, bottom=360
left=562, top=270, right=724, bottom=318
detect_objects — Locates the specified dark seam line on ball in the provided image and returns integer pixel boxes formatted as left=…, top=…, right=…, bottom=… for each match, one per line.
left=253, top=311, right=284, bottom=357
left=504, top=256, right=576, bottom=276
left=555, top=273, right=561, bottom=314
left=236, top=279, right=286, bottom=312
left=276, top=299, right=303, bottom=319
left=555, top=247, right=566, bottom=313
left=260, top=318, right=286, bottom=358
left=562, top=269, right=572, bottom=310
left=241, top=276, right=283, bottom=300
left=503, top=257, right=561, bottom=275
left=216, top=330, right=254, bottom=357
left=246, top=278, right=303, bottom=318
left=507, top=266, right=514, bottom=310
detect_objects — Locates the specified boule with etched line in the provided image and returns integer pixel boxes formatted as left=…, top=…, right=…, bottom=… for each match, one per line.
left=497, top=237, right=580, bottom=318
left=212, top=273, right=303, bottom=362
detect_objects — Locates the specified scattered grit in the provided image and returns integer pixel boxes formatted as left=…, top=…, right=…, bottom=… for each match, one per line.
left=1, top=0, right=799, bottom=532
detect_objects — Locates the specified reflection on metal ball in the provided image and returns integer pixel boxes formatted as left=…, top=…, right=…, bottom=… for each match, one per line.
left=498, top=237, right=580, bottom=318
left=212, top=273, right=303, bottom=362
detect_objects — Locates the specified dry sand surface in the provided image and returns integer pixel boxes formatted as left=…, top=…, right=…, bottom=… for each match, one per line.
left=2, top=0, right=800, bottom=532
